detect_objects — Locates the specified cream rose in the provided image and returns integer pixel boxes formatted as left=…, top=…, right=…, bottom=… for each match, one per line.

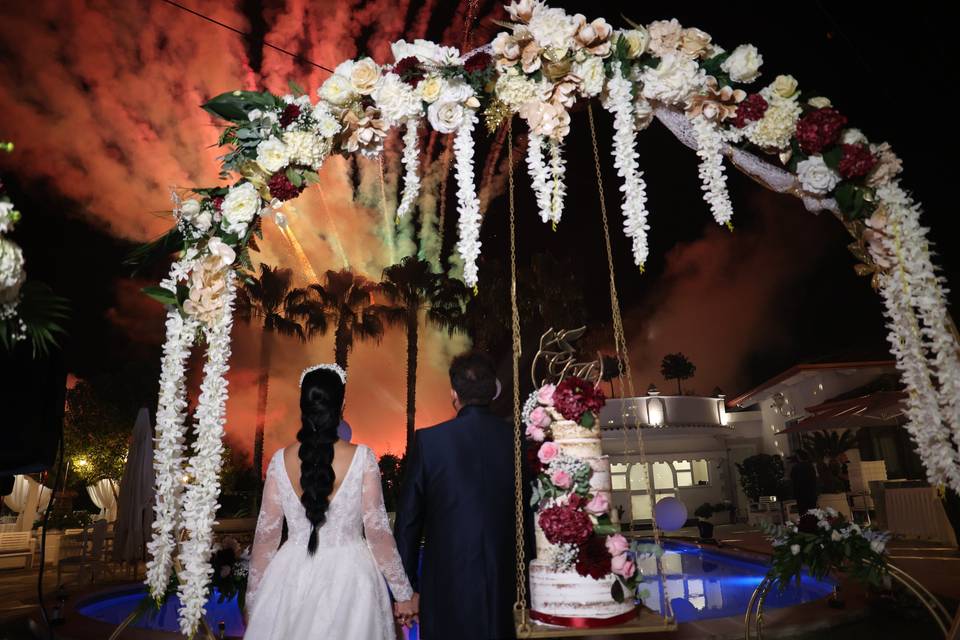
left=721, top=44, right=763, bottom=83
left=427, top=99, right=466, bottom=133
left=349, top=57, right=381, bottom=95
left=841, top=128, right=868, bottom=145
left=771, top=74, right=798, bottom=98
left=221, top=182, right=261, bottom=236
left=319, top=73, right=355, bottom=106
left=808, top=96, right=832, bottom=109
left=797, top=156, right=841, bottom=195
left=617, top=28, right=649, bottom=59
left=179, top=199, right=201, bottom=219
left=418, top=75, right=444, bottom=103
left=680, top=28, right=712, bottom=58
left=255, top=136, right=289, bottom=173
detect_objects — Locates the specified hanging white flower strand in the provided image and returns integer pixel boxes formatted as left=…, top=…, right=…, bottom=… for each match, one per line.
left=453, top=109, right=482, bottom=289
left=691, top=114, right=735, bottom=228
left=526, top=132, right=552, bottom=223
left=396, top=119, right=422, bottom=219
left=145, top=303, right=198, bottom=599
left=603, top=61, right=651, bottom=268
left=547, top=138, right=566, bottom=226
left=176, top=272, right=237, bottom=636
left=874, top=184, right=960, bottom=491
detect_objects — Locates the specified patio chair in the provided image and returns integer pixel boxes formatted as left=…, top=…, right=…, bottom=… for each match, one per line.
left=0, top=531, right=34, bottom=569
left=56, top=521, right=112, bottom=585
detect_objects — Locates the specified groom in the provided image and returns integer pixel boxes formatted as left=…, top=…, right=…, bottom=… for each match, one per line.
left=394, top=351, right=516, bottom=639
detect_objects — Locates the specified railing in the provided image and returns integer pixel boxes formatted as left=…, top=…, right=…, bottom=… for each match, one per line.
left=599, top=396, right=733, bottom=431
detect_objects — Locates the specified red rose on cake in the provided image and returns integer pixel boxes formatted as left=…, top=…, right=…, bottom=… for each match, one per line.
left=553, top=377, right=606, bottom=426
left=539, top=504, right=594, bottom=546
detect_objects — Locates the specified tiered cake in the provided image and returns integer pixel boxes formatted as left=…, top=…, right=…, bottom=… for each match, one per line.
left=524, top=377, right=637, bottom=626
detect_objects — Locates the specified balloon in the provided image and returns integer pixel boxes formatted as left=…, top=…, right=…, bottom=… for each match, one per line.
left=654, top=497, right=688, bottom=531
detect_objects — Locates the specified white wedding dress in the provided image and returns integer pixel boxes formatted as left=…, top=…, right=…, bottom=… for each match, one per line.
left=244, top=445, right=413, bottom=639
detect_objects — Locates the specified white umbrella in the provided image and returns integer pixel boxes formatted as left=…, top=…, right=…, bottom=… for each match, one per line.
left=112, top=407, right=154, bottom=563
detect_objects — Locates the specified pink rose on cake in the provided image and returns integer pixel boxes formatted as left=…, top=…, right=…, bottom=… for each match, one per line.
left=611, top=553, right=636, bottom=579
left=537, top=384, right=556, bottom=406
left=550, top=470, right=572, bottom=489
left=537, top=442, right=559, bottom=464
left=605, top=534, right=629, bottom=556
left=529, top=406, right=551, bottom=428
left=585, top=492, right=610, bottom=516
left=525, top=424, right=546, bottom=442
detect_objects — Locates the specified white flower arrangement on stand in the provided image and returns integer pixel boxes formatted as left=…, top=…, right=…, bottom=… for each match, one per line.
left=453, top=109, right=482, bottom=289
left=176, top=271, right=237, bottom=636
left=603, top=61, right=651, bottom=268
left=691, top=115, right=734, bottom=227
left=396, top=119, right=422, bottom=219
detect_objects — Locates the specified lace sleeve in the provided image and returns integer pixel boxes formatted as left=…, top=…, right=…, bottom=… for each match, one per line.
left=360, top=446, right=414, bottom=601
left=246, top=453, right=284, bottom=610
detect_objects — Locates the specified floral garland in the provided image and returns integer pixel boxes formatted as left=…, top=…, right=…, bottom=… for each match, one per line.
left=525, top=133, right=552, bottom=223
left=145, top=300, right=199, bottom=599
left=453, top=109, right=482, bottom=288
left=546, top=139, right=566, bottom=225
left=396, top=119, right=422, bottom=219
left=177, top=271, right=237, bottom=636
left=691, top=115, right=734, bottom=227
left=602, top=61, right=651, bottom=268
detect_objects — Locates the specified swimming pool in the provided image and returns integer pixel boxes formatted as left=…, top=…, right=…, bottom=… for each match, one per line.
left=74, top=542, right=834, bottom=636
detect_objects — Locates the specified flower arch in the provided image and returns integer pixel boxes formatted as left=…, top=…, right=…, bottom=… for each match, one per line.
left=142, top=3, right=960, bottom=634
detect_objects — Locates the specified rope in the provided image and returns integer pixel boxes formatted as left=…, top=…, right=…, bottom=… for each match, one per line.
left=587, top=104, right=672, bottom=620
left=508, top=120, right=530, bottom=632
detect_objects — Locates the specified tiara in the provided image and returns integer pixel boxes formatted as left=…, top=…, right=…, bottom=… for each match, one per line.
left=299, top=363, right=347, bottom=387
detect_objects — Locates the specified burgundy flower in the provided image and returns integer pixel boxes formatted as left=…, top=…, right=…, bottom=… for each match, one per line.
left=732, top=93, right=768, bottom=129
left=553, top=377, right=606, bottom=423
left=525, top=441, right=543, bottom=476
left=567, top=493, right=585, bottom=510
left=211, top=196, right=224, bottom=211
left=798, top=513, right=819, bottom=534
left=575, top=535, right=612, bottom=580
left=268, top=173, right=304, bottom=201
left=464, top=52, right=493, bottom=74
left=539, top=504, right=594, bottom=546
left=279, top=104, right=302, bottom=128
left=394, top=57, right=424, bottom=86
left=838, top=144, right=877, bottom=179
left=795, top=108, right=848, bottom=155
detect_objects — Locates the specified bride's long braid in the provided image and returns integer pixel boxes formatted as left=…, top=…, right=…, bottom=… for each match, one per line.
left=297, top=368, right=344, bottom=555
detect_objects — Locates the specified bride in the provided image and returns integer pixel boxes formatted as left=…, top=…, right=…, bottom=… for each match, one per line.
left=243, top=364, right=418, bottom=638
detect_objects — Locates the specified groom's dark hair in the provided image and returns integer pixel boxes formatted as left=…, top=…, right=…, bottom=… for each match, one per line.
left=449, top=351, right=497, bottom=406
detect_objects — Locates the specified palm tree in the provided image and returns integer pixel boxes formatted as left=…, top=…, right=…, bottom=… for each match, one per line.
left=660, top=352, right=696, bottom=395
left=289, top=269, right=395, bottom=371
left=380, top=257, right=469, bottom=454
left=235, top=264, right=305, bottom=482
left=800, top=429, right=857, bottom=492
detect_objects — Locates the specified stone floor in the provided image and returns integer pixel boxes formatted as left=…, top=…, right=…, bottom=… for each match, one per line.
left=0, top=524, right=957, bottom=639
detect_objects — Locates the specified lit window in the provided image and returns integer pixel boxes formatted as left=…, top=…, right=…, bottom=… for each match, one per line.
left=629, top=464, right=649, bottom=491
left=652, top=462, right=674, bottom=490
left=693, top=460, right=709, bottom=485
left=611, top=463, right=628, bottom=490
left=673, top=460, right=693, bottom=487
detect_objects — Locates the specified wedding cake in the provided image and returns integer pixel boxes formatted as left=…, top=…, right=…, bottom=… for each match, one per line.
left=524, top=377, right=637, bottom=626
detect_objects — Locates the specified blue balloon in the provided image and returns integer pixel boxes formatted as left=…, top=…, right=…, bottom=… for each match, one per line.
left=654, top=497, right=688, bottom=531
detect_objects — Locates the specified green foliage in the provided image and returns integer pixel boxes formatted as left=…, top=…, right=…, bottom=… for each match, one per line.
left=801, top=429, right=856, bottom=493
left=1, top=281, right=69, bottom=358
left=835, top=182, right=876, bottom=220
left=35, top=510, right=94, bottom=531
left=378, top=453, right=406, bottom=513
left=736, top=454, right=785, bottom=502
left=124, top=227, right=185, bottom=274
left=694, top=502, right=716, bottom=519
left=202, top=91, right=281, bottom=123
left=700, top=52, right=732, bottom=87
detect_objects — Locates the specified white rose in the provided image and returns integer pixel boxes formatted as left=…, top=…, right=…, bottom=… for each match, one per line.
left=574, top=56, right=605, bottom=97
left=841, top=128, right=868, bottom=145
left=0, top=237, right=26, bottom=304
left=641, top=52, right=705, bottom=105
left=527, top=4, right=577, bottom=50
left=179, top=199, right=201, bottom=219
left=721, top=44, right=763, bottom=83
left=283, top=131, right=328, bottom=168
left=372, top=73, right=421, bottom=124
left=418, top=75, right=444, bottom=104
left=312, top=104, right=341, bottom=138
left=221, top=182, right=261, bottom=236
left=771, top=74, right=798, bottom=98
left=247, top=109, right=263, bottom=121
left=319, top=74, right=356, bottom=106
left=206, top=237, right=236, bottom=269
left=427, top=100, right=466, bottom=133
left=808, top=96, right=832, bottom=109
left=0, top=202, right=17, bottom=234
left=255, top=136, right=289, bottom=173
left=870, top=540, right=886, bottom=554
left=790, top=544, right=800, bottom=556
left=349, top=57, right=381, bottom=95
left=830, top=529, right=842, bottom=542
left=194, top=211, right=212, bottom=233
left=617, top=28, right=649, bottom=59
left=797, top=156, right=840, bottom=195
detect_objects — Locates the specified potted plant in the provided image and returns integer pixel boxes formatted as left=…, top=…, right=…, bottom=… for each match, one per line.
left=801, top=430, right=855, bottom=520
left=694, top=503, right=716, bottom=540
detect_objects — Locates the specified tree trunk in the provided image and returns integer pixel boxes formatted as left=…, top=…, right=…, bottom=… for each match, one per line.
left=676, top=378, right=682, bottom=395
left=334, top=319, right=350, bottom=371
left=405, top=309, right=419, bottom=456
left=252, top=330, right=272, bottom=511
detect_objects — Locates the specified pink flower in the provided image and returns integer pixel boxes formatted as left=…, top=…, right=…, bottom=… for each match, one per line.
left=525, top=425, right=546, bottom=442
left=529, top=406, right=551, bottom=428
left=537, top=384, right=556, bottom=406
left=538, top=442, right=559, bottom=464
left=585, top=492, right=610, bottom=516
left=605, top=534, right=629, bottom=556
left=611, top=553, right=636, bottom=578
left=551, top=470, right=572, bottom=489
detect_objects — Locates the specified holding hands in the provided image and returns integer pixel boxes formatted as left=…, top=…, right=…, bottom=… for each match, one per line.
left=394, top=593, right=419, bottom=628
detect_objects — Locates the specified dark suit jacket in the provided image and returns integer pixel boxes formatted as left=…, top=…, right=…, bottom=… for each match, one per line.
left=394, top=405, right=516, bottom=639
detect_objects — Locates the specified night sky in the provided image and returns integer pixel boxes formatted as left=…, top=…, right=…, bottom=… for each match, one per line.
left=1, top=1, right=955, bottom=459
